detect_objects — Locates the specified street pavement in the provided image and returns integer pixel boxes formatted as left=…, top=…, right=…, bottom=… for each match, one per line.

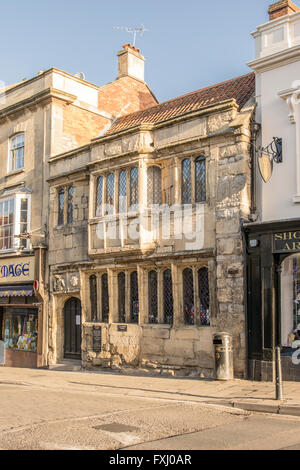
left=2, top=367, right=300, bottom=450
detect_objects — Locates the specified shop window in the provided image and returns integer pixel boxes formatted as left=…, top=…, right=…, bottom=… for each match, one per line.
left=195, top=157, right=206, bottom=203
left=147, top=166, right=162, bottom=206
left=3, top=308, right=38, bottom=352
left=130, top=271, right=139, bottom=323
left=9, top=133, right=25, bottom=171
left=148, top=270, right=158, bottom=324
left=183, top=268, right=194, bottom=325
left=163, top=269, right=173, bottom=325
left=89, top=275, right=97, bottom=322
left=118, top=272, right=126, bottom=323
left=281, top=254, right=300, bottom=349
left=198, top=267, right=210, bottom=326
left=130, top=167, right=139, bottom=210
left=96, top=175, right=103, bottom=217
left=101, top=273, right=109, bottom=323
left=67, top=186, right=74, bottom=224
left=182, top=159, right=192, bottom=204
left=119, top=170, right=127, bottom=213
left=0, top=193, right=31, bottom=252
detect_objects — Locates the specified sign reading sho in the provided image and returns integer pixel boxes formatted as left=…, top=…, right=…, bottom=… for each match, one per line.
left=274, top=231, right=300, bottom=253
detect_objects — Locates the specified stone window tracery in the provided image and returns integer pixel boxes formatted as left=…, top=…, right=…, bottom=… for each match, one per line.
left=89, top=274, right=98, bottom=322
left=163, top=269, right=174, bottom=325
left=148, top=270, right=158, bottom=324
left=118, top=272, right=126, bottom=323
left=101, top=273, right=109, bottom=323
left=147, top=166, right=162, bottom=206
left=130, top=271, right=139, bottom=323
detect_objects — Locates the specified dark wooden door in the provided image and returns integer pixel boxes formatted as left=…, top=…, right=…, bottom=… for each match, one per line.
left=64, top=298, right=81, bottom=359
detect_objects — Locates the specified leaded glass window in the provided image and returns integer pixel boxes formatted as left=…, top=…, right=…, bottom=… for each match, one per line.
left=118, top=272, right=126, bottom=323
left=195, top=157, right=206, bottom=203
left=106, top=173, right=115, bottom=213
left=119, top=170, right=127, bottom=213
left=0, top=199, right=14, bottom=250
left=58, top=189, right=65, bottom=226
left=10, top=133, right=24, bottom=171
left=95, top=175, right=103, bottom=217
left=147, top=166, right=162, bottom=206
left=148, top=270, right=158, bottom=324
left=182, top=159, right=192, bottom=204
left=19, top=198, right=28, bottom=249
left=183, top=268, right=194, bottom=325
left=101, top=273, right=109, bottom=323
left=67, top=186, right=74, bottom=224
left=130, top=167, right=139, bottom=209
left=130, top=271, right=139, bottom=323
left=198, top=267, right=210, bottom=326
left=89, top=275, right=97, bottom=322
left=163, top=269, right=173, bottom=325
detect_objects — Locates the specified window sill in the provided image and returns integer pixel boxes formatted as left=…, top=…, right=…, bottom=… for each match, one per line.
left=6, top=169, right=25, bottom=178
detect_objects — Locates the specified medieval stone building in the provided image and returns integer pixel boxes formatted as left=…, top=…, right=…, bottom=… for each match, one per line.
left=48, top=71, right=255, bottom=378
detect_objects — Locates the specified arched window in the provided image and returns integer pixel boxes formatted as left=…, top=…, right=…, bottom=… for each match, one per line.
left=58, top=189, right=65, bottom=226
left=147, top=166, right=162, bottom=206
left=198, top=267, right=210, bottom=325
left=183, top=268, right=194, bottom=325
left=119, top=170, right=127, bottom=213
left=10, top=133, right=24, bottom=171
left=195, top=157, right=206, bottom=203
left=130, top=271, right=139, bottom=323
left=182, top=159, right=192, bottom=204
left=89, top=275, right=97, bottom=322
left=106, top=173, right=115, bottom=212
left=148, top=270, right=158, bottom=324
left=101, top=273, right=109, bottom=323
left=95, top=175, right=103, bottom=217
left=67, top=186, right=74, bottom=224
left=130, top=167, right=139, bottom=209
left=281, top=254, right=300, bottom=348
left=163, top=269, right=173, bottom=325
left=118, top=272, right=126, bottom=323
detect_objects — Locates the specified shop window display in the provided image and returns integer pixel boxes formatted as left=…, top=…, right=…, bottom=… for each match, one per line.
left=281, top=254, right=300, bottom=351
left=3, top=309, right=38, bottom=352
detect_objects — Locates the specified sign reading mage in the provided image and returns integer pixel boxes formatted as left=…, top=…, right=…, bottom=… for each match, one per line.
left=0, top=257, right=35, bottom=284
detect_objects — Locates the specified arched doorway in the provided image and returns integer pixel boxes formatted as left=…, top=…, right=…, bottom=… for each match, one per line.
left=64, top=297, right=82, bottom=359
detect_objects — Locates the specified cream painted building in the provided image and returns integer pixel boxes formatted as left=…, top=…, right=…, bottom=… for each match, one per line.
left=48, top=72, right=255, bottom=378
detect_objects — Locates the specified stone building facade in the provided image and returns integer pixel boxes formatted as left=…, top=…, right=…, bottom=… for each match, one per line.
left=48, top=72, right=255, bottom=378
left=0, top=44, right=157, bottom=368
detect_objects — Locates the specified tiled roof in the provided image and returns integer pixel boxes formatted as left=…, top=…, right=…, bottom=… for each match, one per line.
left=106, top=72, right=255, bottom=135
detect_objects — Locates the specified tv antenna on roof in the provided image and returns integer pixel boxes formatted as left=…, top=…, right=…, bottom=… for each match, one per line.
left=113, top=24, right=149, bottom=48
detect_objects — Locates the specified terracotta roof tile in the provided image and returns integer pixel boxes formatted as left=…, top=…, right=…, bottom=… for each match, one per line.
left=106, top=72, right=255, bottom=135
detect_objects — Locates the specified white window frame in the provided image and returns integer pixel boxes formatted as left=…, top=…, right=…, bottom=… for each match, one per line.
left=0, top=193, right=31, bottom=252
left=9, top=133, right=25, bottom=172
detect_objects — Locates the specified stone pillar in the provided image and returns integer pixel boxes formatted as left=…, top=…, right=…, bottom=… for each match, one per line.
left=172, top=263, right=182, bottom=327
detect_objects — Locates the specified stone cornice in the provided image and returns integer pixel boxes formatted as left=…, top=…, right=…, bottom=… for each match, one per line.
left=248, top=44, right=300, bottom=72
left=0, top=87, right=77, bottom=120
left=47, top=166, right=89, bottom=184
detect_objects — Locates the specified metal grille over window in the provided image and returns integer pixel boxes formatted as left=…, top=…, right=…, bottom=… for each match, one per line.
left=130, top=167, right=139, bottom=210
left=10, top=133, right=24, bottom=171
left=195, top=157, right=206, bottom=203
left=183, top=268, right=195, bottom=325
left=101, top=273, right=109, bottom=323
left=96, top=175, right=103, bottom=217
left=118, top=272, right=126, bottom=323
left=106, top=173, right=115, bottom=213
left=89, top=275, right=97, bottom=322
left=0, top=199, right=14, bottom=250
left=20, top=198, right=28, bottom=249
left=119, top=170, right=127, bottom=213
left=148, top=270, right=158, bottom=324
left=163, top=269, right=173, bottom=325
left=130, top=271, right=139, bottom=323
left=67, top=186, right=74, bottom=224
left=182, top=159, right=192, bottom=204
left=58, top=189, right=65, bottom=226
left=147, top=166, right=162, bottom=206
left=198, top=267, right=210, bottom=326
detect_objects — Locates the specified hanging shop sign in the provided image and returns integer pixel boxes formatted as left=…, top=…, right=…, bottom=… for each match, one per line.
left=0, top=256, right=35, bottom=284
left=274, top=230, right=300, bottom=253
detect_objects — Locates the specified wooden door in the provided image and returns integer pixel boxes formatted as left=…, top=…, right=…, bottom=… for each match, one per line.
left=64, top=298, right=81, bottom=359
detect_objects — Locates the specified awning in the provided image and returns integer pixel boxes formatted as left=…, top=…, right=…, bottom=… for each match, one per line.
left=0, top=284, right=34, bottom=297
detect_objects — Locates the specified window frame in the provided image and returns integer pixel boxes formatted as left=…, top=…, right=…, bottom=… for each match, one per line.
left=181, top=155, right=207, bottom=205
left=57, top=185, right=74, bottom=227
left=0, top=193, right=31, bottom=252
left=9, top=133, right=25, bottom=172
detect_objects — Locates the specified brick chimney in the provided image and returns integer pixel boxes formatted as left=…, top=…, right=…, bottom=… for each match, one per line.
left=117, top=44, right=145, bottom=82
left=268, top=0, right=299, bottom=20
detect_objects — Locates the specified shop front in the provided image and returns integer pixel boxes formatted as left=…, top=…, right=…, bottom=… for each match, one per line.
left=244, top=220, right=300, bottom=381
left=0, top=256, right=41, bottom=368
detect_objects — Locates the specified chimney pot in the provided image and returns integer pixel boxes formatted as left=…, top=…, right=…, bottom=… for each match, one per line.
left=268, top=0, right=299, bottom=20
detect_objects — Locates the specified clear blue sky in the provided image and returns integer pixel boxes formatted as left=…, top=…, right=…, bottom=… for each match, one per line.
left=1, top=0, right=272, bottom=102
